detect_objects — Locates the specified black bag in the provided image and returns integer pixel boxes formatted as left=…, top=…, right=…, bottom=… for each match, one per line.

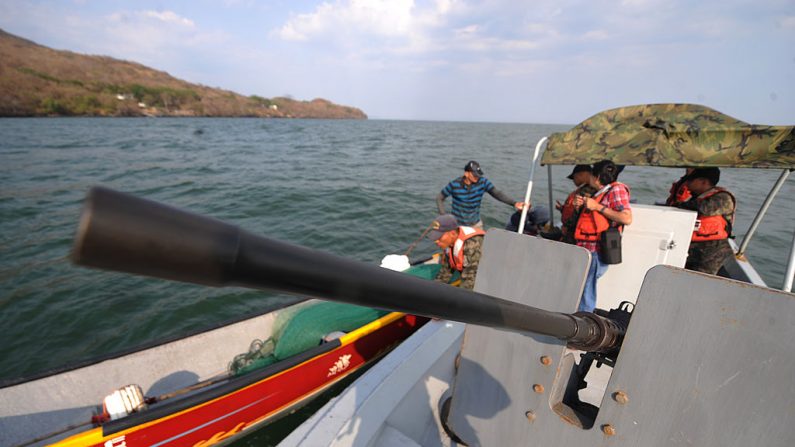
left=598, top=226, right=622, bottom=264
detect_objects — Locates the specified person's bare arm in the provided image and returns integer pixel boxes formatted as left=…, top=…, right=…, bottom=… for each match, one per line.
left=436, top=192, right=446, bottom=214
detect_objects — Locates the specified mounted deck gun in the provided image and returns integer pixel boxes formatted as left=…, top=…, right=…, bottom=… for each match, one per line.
left=72, top=186, right=628, bottom=356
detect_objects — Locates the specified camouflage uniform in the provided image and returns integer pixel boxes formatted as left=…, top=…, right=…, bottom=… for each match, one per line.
left=679, top=189, right=736, bottom=274
left=435, top=235, right=484, bottom=290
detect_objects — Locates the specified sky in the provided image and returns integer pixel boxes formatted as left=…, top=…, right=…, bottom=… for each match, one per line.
left=1, top=0, right=793, bottom=124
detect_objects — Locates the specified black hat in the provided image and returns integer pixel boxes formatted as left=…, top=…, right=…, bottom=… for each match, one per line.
left=566, top=164, right=592, bottom=179
left=464, top=160, right=484, bottom=177
left=592, top=160, right=621, bottom=184
left=687, top=167, right=720, bottom=185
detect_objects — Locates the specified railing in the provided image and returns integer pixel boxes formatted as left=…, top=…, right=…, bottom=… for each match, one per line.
left=517, top=136, right=548, bottom=234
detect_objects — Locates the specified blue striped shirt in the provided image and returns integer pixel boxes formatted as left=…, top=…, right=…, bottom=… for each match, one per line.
left=441, top=177, right=495, bottom=225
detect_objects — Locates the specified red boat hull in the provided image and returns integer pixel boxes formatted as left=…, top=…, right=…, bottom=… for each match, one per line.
left=55, top=313, right=427, bottom=447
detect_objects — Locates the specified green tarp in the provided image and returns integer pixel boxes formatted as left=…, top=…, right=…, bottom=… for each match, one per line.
left=541, top=104, right=795, bottom=169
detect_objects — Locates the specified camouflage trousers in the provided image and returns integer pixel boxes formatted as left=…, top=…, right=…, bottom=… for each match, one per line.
left=686, top=239, right=733, bottom=275
left=435, top=236, right=484, bottom=290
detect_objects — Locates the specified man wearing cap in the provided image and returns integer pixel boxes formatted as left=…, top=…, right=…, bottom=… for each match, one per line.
left=556, top=165, right=597, bottom=244
left=428, top=214, right=485, bottom=290
left=437, top=160, right=524, bottom=228
left=505, top=205, right=551, bottom=236
left=676, top=167, right=736, bottom=274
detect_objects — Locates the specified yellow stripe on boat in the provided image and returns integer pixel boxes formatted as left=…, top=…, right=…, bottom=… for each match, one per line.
left=49, top=428, right=104, bottom=447
left=339, top=312, right=405, bottom=345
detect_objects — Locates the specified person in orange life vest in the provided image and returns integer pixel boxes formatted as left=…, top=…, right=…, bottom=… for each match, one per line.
left=676, top=167, right=736, bottom=274
left=665, top=168, right=695, bottom=206
left=428, top=214, right=485, bottom=290
left=556, top=165, right=597, bottom=244
left=572, top=160, right=632, bottom=312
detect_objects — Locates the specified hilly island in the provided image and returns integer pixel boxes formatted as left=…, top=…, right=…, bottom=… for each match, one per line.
left=0, top=29, right=366, bottom=119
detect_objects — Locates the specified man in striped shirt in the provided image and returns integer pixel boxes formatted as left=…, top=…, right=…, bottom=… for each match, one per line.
left=436, top=161, right=524, bottom=227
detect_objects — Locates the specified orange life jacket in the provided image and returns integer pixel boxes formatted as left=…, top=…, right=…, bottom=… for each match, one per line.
left=561, top=189, right=579, bottom=224
left=574, top=182, right=627, bottom=242
left=692, top=188, right=735, bottom=242
left=666, top=179, right=692, bottom=205
left=446, top=226, right=486, bottom=271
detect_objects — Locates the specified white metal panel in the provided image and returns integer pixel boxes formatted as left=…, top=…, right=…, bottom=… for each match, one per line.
left=596, top=204, right=696, bottom=310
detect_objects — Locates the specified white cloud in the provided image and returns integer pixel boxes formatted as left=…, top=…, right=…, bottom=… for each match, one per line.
left=142, top=10, right=195, bottom=27
left=779, top=16, right=795, bottom=29
left=271, top=0, right=560, bottom=66
left=107, top=10, right=195, bottom=28
left=582, top=30, right=609, bottom=40
left=222, top=0, right=256, bottom=7
left=620, top=0, right=667, bottom=7
left=273, top=0, right=417, bottom=41
left=524, top=22, right=555, bottom=35
left=454, top=24, right=479, bottom=37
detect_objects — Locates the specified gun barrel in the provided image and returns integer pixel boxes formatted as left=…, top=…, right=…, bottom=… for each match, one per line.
left=72, top=186, right=622, bottom=352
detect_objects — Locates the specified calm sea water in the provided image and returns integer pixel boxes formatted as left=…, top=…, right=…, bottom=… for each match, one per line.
left=1, top=118, right=793, bottom=442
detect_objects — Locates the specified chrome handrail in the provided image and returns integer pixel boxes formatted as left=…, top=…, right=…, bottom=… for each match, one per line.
left=517, top=136, right=548, bottom=233
left=737, top=169, right=791, bottom=257
left=547, top=164, right=554, bottom=228
left=784, top=231, right=795, bottom=293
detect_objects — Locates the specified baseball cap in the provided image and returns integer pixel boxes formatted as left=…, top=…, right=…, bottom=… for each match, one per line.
left=464, top=160, right=484, bottom=177
left=427, top=214, right=459, bottom=241
left=566, top=164, right=592, bottom=179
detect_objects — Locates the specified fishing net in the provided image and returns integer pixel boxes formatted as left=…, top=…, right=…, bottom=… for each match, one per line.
left=229, top=263, right=442, bottom=376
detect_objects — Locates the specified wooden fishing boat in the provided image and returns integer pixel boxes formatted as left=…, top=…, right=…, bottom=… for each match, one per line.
left=0, top=294, right=429, bottom=446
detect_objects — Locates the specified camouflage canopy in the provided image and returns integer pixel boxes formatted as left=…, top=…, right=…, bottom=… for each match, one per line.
left=541, top=104, right=795, bottom=168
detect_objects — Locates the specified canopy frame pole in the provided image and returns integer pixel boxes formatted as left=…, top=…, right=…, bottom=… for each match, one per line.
left=518, top=137, right=548, bottom=234
left=737, top=169, right=791, bottom=256
left=784, top=229, right=795, bottom=293
left=547, top=164, right=554, bottom=229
